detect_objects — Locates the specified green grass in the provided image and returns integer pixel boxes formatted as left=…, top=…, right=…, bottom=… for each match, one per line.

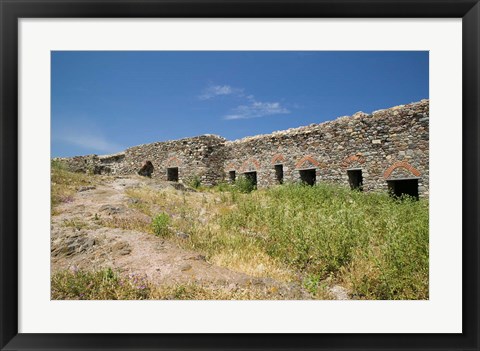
left=209, top=176, right=256, bottom=194
left=214, top=184, right=429, bottom=299
left=167, top=183, right=428, bottom=299
left=122, top=182, right=429, bottom=299
left=233, top=176, right=256, bottom=193
left=152, top=212, right=170, bottom=237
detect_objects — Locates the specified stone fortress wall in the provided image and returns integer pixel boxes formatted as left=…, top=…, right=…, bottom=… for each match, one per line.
left=55, top=99, right=429, bottom=197
left=57, top=135, right=227, bottom=186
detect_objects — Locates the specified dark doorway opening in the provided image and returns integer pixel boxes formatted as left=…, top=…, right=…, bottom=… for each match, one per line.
left=387, top=178, right=419, bottom=199
left=299, top=169, right=316, bottom=186
left=275, top=164, right=284, bottom=184
left=244, top=171, right=257, bottom=187
left=229, top=170, right=236, bottom=183
left=347, top=169, right=363, bottom=191
left=167, top=167, right=179, bottom=182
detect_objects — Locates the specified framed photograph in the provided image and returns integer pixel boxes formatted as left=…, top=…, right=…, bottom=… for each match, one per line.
left=1, top=0, right=478, bottom=350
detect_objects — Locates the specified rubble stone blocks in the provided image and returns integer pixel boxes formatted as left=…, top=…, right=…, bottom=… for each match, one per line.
left=54, top=99, right=429, bottom=197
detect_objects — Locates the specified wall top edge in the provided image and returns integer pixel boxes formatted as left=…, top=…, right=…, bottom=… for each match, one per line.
left=53, top=98, right=429, bottom=159
left=227, top=99, right=429, bottom=145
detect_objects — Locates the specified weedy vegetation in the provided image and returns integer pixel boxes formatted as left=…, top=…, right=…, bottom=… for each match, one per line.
left=152, top=212, right=171, bottom=237
left=51, top=160, right=95, bottom=210
left=51, top=166, right=429, bottom=300
left=51, top=267, right=151, bottom=300
left=122, top=181, right=428, bottom=299
left=51, top=267, right=284, bottom=300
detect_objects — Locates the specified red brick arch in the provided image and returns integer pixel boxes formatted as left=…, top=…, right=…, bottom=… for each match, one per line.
left=240, top=158, right=261, bottom=172
left=166, top=156, right=181, bottom=168
left=341, top=154, right=366, bottom=168
left=383, top=161, right=421, bottom=179
left=271, top=154, right=286, bottom=165
left=295, top=155, right=320, bottom=169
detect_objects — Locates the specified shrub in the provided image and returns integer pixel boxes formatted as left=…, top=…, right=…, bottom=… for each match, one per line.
left=51, top=159, right=68, bottom=171
left=234, top=176, right=256, bottom=193
left=189, top=175, right=202, bottom=189
left=152, top=213, right=170, bottom=237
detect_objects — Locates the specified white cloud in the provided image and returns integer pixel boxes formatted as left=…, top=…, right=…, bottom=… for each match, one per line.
left=224, top=101, right=290, bottom=120
left=199, top=83, right=293, bottom=120
left=198, top=84, right=242, bottom=100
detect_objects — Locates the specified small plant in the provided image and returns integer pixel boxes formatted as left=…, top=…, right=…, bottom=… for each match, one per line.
left=152, top=213, right=170, bottom=237
left=303, top=274, right=321, bottom=295
left=189, top=175, right=202, bottom=189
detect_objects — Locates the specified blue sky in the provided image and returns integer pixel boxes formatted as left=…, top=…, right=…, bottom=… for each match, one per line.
left=51, top=51, right=428, bottom=157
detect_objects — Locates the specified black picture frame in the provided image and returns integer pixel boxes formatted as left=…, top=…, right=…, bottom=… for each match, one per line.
left=1, top=1, right=479, bottom=350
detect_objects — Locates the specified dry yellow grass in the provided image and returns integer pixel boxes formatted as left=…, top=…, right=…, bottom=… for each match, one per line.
left=51, top=160, right=112, bottom=211
left=51, top=267, right=297, bottom=300
left=99, top=215, right=153, bottom=234
left=62, top=217, right=90, bottom=230
left=210, top=249, right=295, bottom=281
left=51, top=165, right=93, bottom=209
left=123, top=186, right=297, bottom=283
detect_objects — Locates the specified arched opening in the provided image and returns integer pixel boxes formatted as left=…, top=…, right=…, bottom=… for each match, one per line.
left=229, top=170, right=236, bottom=183
left=167, top=167, right=179, bottom=182
left=275, top=164, right=284, bottom=184
left=347, top=169, right=363, bottom=191
left=299, top=169, right=316, bottom=186
left=387, top=178, right=419, bottom=199
left=243, top=171, right=257, bottom=187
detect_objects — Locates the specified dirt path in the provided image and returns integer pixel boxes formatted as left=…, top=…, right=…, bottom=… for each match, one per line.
left=51, top=176, right=310, bottom=298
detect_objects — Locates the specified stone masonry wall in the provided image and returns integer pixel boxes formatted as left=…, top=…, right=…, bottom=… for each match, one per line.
left=55, top=99, right=429, bottom=197
left=55, top=135, right=227, bottom=186
left=119, top=135, right=226, bottom=186
left=225, top=99, right=429, bottom=197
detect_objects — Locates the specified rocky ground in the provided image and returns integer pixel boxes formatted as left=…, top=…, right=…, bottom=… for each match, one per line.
left=52, top=176, right=350, bottom=299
